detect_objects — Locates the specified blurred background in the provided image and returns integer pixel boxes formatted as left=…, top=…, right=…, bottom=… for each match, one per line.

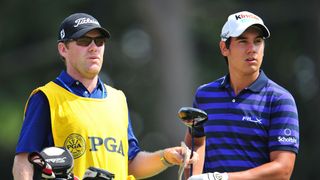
left=1, top=0, right=318, bottom=179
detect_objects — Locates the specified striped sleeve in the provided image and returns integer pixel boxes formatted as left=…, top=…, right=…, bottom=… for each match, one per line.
left=268, top=91, right=299, bottom=153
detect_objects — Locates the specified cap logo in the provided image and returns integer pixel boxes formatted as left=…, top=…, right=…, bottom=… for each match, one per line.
left=74, top=17, right=100, bottom=27
left=221, top=31, right=229, bottom=40
left=235, top=14, right=260, bottom=21
left=60, top=29, right=65, bottom=39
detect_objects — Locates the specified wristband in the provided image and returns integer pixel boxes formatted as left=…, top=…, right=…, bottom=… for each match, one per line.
left=160, top=150, right=174, bottom=167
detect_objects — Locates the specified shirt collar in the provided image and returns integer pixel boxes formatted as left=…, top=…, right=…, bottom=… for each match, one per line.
left=58, top=71, right=104, bottom=91
left=219, top=70, right=268, bottom=93
left=58, top=71, right=75, bottom=87
left=220, top=74, right=229, bottom=88
left=248, top=70, right=269, bottom=92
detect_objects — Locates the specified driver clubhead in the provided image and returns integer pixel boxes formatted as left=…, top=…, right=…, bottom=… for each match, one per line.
left=178, top=107, right=208, bottom=127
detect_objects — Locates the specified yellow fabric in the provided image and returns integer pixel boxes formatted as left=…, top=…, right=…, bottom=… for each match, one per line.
left=127, top=175, right=136, bottom=180
left=34, top=81, right=129, bottom=179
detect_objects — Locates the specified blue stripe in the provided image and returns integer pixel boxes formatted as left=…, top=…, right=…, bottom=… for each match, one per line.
left=206, top=148, right=266, bottom=158
left=205, top=159, right=263, bottom=169
left=206, top=137, right=267, bottom=147
left=205, top=125, right=268, bottom=136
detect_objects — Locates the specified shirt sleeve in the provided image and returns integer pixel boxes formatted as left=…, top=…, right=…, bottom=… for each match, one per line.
left=127, top=117, right=141, bottom=160
left=192, top=91, right=206, bottom=137
left=268, top=93, right=299, bottom=154
left=15, top=91, right=53, bottom=154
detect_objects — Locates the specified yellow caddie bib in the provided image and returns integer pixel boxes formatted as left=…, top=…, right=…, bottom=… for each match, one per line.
left=32, top=81, right=129, bottom=179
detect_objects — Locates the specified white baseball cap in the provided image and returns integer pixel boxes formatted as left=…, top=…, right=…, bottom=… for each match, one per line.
left=220, top=11, right=270, bottom=41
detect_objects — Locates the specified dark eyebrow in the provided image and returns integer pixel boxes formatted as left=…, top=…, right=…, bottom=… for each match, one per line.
left=235, top=36, right=246, bottom=40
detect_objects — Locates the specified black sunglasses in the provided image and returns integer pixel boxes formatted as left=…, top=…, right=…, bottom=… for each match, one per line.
left=68, top=36, right=107, bottom=47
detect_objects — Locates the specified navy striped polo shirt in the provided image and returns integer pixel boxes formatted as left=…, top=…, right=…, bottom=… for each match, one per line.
left=193, top=70, right=299, bottom=173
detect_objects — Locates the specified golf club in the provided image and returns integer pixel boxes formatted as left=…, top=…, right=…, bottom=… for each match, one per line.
left=178, top=107, right=208, bottom=177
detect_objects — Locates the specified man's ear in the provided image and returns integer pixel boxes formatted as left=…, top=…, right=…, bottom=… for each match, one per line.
left=219, top=41, right=229, bottom=57
left=57, top=42, right=67, bottom=58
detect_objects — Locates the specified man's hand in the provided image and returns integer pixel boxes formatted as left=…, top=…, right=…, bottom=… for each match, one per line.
left=188, top=172, right=228, bottom=180
left=128, top=147, right=198, bottom=179
left=162, top=146, right=198, bottom=167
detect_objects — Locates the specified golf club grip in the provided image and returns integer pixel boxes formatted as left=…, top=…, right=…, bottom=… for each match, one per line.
left=190, top=151, right=193, bottom=176
left=190, top=127, right=194, bottom=176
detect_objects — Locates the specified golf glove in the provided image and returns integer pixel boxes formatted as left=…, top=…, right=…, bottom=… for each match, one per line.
left=188, top=172, right=228, bottom=180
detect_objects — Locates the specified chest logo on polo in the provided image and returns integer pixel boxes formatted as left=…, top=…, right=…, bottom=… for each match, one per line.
left=242, top=116, right=262, bottom=124
left=64, top=133, right=86, bottom=159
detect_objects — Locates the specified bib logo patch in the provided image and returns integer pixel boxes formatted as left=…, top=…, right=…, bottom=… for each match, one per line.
left=64, top=133, right=86, bottom=159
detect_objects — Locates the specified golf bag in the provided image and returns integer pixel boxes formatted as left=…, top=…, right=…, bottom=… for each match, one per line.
left=28, top=146, right=115, bottom=180
left=28, top=147, right=75, bottom=180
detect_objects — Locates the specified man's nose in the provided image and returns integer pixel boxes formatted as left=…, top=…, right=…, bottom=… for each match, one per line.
left=246, top=42, right=257, bottom=53
left=88, top=41, right=98, bottom=52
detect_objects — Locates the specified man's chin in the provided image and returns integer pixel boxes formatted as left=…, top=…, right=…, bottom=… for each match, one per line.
left=84, top=69, right=100, bottom=79
left=88, top=66, right=101, bottom=74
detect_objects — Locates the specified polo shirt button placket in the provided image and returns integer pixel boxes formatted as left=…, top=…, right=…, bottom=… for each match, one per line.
left=84, top=91, right=89, bottom=97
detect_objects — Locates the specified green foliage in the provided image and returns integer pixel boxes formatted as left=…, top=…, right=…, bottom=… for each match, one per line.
left=0, top=101, right=23, bottom=149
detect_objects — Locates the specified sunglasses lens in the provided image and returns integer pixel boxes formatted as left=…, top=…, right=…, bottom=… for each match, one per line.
left=76, top=37, right=92, bottom=46
left=75, top=37, right=106, bottom=47
left=94, top=38, right=106, bottom=47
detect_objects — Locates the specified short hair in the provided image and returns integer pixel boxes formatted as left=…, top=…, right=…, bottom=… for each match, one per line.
left=223, top=38, right=231, bottom=65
